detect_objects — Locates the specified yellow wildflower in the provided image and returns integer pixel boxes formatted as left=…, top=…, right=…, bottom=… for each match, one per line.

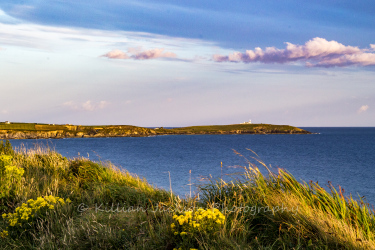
left=3, top=195, right=70, bottom=228
left=0, top=230, right=9, bottom=238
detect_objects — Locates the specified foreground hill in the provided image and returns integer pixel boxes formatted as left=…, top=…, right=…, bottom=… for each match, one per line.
left=1, top=141, right=374, bottom=249
left=0, top=122, right=310, bottom=139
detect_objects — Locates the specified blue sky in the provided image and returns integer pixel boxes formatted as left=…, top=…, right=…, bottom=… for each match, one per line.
left=1, top=1, right=374, bottom=126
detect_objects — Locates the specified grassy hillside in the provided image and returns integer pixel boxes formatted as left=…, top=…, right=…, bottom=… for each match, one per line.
left=1, top=140, right=373, bottom=249
left=0, top=122, right=143, bottom=132
left=160, top=124, right=309, bottom=134
left=0, top=123, right=155, bottom=139
left=0, top=122, right=310, bottom=135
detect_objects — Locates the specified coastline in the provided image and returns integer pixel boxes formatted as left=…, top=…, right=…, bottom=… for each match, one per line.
left=0, top=123, right=311, bottom=139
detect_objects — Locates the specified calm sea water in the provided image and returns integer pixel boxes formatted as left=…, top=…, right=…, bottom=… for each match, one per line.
left=8, top=127, right=375, bottom=204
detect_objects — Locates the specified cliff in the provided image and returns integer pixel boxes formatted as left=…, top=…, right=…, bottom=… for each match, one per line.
left=0, top=124, right=156, bottom=139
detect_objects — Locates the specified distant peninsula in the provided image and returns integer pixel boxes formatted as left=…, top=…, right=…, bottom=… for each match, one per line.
left=0, top=122, right=311, bottom=139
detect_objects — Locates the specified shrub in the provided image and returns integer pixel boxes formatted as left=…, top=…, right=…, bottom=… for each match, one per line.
left=1, top=195, right=71, bottom=237
left=69, top=159, right=106, bottom=184
left=171, top=208, right=225, bottom=249
left=0, top=155, right=24, bottom=199
left=0, top=154, right=12, bottom=174
left=0, top=140, right=14, bottom=156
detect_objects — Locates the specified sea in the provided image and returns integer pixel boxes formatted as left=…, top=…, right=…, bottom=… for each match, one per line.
left=7, top=127, right=375, bottom=205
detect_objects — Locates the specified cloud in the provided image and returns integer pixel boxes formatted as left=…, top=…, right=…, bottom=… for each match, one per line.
left=358, top=105, right=369, bottom=114
left=102, top=49, right=129, bottom=59
left=102, top=48, right=177, bottom=60
left=63, top=100, right=109, bottom=111
left=213, top=37, right=375, bottom=68
left=0, top=9, right=21, bottom=24
left=0, top=13, right=212, bottom=57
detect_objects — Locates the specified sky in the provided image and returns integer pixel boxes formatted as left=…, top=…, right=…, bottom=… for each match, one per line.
left=1, top=1, right=375, bottom=127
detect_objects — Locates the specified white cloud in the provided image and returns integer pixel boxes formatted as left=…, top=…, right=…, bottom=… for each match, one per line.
left=63, top=100, right=109, bottom=111
left=0, top=13, right=212, bottom=59
left=358, top=105, right=369, bottom=114
left=62, top=101, right=78, bottom=110
left=214, top=37, right=375, bottom=68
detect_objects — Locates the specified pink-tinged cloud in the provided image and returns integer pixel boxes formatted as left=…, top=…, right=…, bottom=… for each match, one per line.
left=102, top=48, right=176, bottom=60
left=133, top=48, right=176, bottom=60
left=102, top=49, right=129, bottom=59
left=358, top=105, right=369, bottom=114
left=213, top=37, right=375, bottom=68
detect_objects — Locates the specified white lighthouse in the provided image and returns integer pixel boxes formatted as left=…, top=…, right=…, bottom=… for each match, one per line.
left=240, top=119, right=252, bottom=124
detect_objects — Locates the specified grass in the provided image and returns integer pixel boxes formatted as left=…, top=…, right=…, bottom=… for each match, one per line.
left=0, top=123, right=37, bottom=131
left=159, top=124, right=309, bottom=134
left=1, top=141, right=374, bottom=249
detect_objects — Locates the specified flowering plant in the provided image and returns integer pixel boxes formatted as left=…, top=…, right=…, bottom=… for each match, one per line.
left=171, top=208, right=225, bottom=249
left=1, top=195, right=71, bottom=237
left=0, top=155, right=24, bottom=199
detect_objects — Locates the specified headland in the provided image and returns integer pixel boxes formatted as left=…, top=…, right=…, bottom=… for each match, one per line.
left=0, top=122, right=311, bottom=139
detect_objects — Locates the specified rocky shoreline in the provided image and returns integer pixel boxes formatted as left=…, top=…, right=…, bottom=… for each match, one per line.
left=0, top=129, right=155, bottom=139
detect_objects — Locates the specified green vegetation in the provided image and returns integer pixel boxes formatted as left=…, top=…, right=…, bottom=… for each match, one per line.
left=162, top=124, right=309, bottom=134
left=0, top=140, right=14, bottom=156
left=1, top=140, right=373, bottom=249
left=0, top=122, right=155, bottom=139
left=0, top=123, right=36, bottom=131
left=0, top=122, right=146, bottom=133
left=0, top=122, right=310, bottom=139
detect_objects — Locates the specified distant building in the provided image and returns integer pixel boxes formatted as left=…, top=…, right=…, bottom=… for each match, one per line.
left=240, top=119, right=252, bottom=124
left=5, top=121, right=10, bottom=124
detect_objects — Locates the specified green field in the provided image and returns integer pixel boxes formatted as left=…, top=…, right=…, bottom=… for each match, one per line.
left=0, top=123, right=137, bottom=132
left=0, top=123, right=36, bottom=131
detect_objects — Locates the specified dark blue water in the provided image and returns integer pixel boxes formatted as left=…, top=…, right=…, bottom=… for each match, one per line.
left=7, top=127, right=375, bottom=204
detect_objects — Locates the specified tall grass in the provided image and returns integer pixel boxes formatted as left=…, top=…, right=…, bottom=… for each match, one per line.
left=1, top=142, right=374, bottom=249
left=200, top=150, right=375, bottom=249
